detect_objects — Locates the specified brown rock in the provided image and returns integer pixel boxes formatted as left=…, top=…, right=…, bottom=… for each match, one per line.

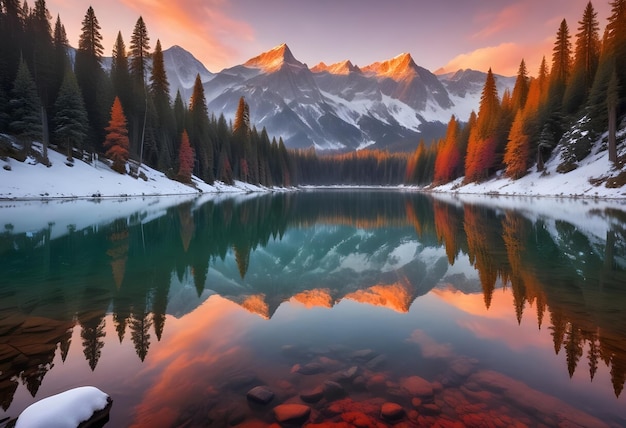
left=272, top=404, right=311, bottom=425
left=246, top=386, right=274, bottom=405
left=300, top=386, right=324, bottom=404
left=380, top=402, right=405, bottom=421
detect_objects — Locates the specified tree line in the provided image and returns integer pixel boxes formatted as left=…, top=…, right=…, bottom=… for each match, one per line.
left=0, top=1, right=295, bottom=186
left=1, top=1, right=623, bottom=188
left=407, top=1, right=625, bottom=186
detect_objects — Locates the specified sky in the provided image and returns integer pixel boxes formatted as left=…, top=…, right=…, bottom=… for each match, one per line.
left=47, top=0, right=611, bottom=76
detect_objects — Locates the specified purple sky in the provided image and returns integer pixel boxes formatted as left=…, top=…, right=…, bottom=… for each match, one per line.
left=48, top=0, right=611, bottom=76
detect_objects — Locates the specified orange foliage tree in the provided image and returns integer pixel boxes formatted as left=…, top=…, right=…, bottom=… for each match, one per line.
left=504, top=110, right=531, bottom=179
left=433, top=116, right=461, bottom=184
left=177, top=130, right=194, bottom=183
left=103, top=96, right=130, bottom=174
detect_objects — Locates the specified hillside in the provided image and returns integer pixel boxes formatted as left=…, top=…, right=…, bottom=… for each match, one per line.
left=0, top=138, right=267, bottom=200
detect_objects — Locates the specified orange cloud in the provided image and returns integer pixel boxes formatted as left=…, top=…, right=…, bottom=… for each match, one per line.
left=439, top=39, right=553, bottom=77
left=472, top=3, right=529, bottom=40
left=118, top=0, right=254, bottom=71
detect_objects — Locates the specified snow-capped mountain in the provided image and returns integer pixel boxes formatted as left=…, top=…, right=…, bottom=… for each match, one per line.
left=161, top=44, right=516, bottom=152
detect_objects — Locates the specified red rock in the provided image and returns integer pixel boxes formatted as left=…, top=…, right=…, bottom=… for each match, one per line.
left=411, top=397, right=422, bottom=408
left=272, top=404, right=311, bottom=425
left=420, top=403, right=441, bottom=415
left=380, top=402, right=405, bottom=421
left=400, top=376, right=434, bottom=397
left=342, top=411, right=378, bottom=427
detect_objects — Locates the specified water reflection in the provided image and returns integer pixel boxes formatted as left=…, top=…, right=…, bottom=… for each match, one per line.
left=0, top=192, right=625, bottom=425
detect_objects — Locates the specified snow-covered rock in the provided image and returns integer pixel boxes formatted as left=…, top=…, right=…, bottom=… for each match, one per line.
left=15, top=386, right=111, bottom=428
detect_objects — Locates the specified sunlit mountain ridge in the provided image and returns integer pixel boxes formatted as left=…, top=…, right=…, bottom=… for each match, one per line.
left=158, top=44, right=515, bottom=151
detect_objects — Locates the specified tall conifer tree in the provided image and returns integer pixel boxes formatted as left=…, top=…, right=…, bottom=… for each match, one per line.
left=9, top=58, right=42, bottom=149
left=53, top=68, right=88, bottom=160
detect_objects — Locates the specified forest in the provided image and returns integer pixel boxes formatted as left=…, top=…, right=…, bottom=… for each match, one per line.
left=0, top=1, right=624, bottom=187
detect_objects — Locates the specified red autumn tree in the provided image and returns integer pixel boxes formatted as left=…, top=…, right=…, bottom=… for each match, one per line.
left=504, top=110, right=531, bottom=179
left=433, top=116, right=461, bottom=184
left=177, top=130, right=195, bottom=183
left=464, top=68, right=501, bottom=183
left=103, top=96, right=130, bottom=174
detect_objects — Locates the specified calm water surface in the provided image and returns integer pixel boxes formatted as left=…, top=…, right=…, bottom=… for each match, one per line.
left=1, top=191, right=625, bottom=427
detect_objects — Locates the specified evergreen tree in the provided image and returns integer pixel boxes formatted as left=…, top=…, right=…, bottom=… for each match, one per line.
left=9, top=58, right=42, bottom=149
left=51, top=14, right=68, bottom=98
left=0, top=0, right=24, bottom=91
left=0, top=86, right=9, bottom=132
left=177, top=130, right=194, bottom=183
left=128, top=16, right=150, bottom=157
left=103, top=97, right=130, bottom=173
left=551, top=19, right=573, bottom=85
left=149, top=39, right=175, bottom=170
left=173, top=89, right=186, bottom=137
left=606, top=0, right=626, bottom=102
left=26, top=0, right=54, bottom=104
left=111, top=31, right=132, bottom=111
left=511, top=59, right=529, bottom=112
left=574, top=1, right=600, bottom=89
left=75, top=6, right=107, bottom=150
left=129, top=16, right=150, bottom=87
left=53, top=68, right=88, bottom=160
left=564, top=2, right=600, bottom=114
left=188, top=74, right=214, bottom=183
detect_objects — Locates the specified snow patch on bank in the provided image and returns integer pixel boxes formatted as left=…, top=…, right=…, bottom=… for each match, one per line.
left=0, top=142, right=270, bottom=200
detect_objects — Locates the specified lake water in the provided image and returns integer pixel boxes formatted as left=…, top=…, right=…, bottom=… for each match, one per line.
left=1, top=191, right=625, bottom=427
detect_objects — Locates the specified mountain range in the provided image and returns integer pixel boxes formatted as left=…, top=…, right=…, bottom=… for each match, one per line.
left=160, top=44, right=516, bottom=152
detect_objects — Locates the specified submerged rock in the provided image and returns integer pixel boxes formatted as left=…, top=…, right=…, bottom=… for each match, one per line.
left=400, top=376, right=434, bottom=398
left=246, top=386, right=274, bottom=405
left=300, top=386, right=324, bottom=404
left=272, top=404, right=311, bottom=425
left=292, top=362, right=323, bottom=375
left=380, top=402, right=405, bottom=421
left=323, top=380, right=346, bottom=401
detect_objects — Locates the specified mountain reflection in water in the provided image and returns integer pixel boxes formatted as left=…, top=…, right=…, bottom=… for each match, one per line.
left=0, top=191, right=625, bottom=427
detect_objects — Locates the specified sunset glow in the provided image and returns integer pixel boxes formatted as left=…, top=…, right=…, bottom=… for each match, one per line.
left=46, top=0, right=610, bottom=76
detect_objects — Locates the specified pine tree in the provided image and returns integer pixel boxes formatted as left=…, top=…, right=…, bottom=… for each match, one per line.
left=129, top=16, right=150, bottom=86
left=150, top=39, right=175, bottom=170
left=511, top=59, right=529, bottom=112
left=564, top=2, right=601, bottom=114
left=188, top=74, right=214, bottom=183
left=53, top=68, right=88, bottom=160
left=111, top=31, right=131, bottom=111
left=606, top=0, right=626, bottom=101
left=504, top=110, right=530, bottom=179
left=574, top=2, right=600, bottom=89
left=464, top=68, right=501, bottom=182
left=103, top=97, right=130, bottom=173
left=177, top=130, right=194, bottom=183
left=0, top=0, right=24, bottom=92
left=75, top=6, right=107, bottom=150
left=9, top=58, right=42, bottom=148
left=51, top=15, right=68, bottom=98
left=128, top=17, right=151, bottom=157
left=551, top=19, right=573, bottom=85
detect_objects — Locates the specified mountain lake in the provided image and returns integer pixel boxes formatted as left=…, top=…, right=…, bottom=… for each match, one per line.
left=1, top=190, right=625, bottom=427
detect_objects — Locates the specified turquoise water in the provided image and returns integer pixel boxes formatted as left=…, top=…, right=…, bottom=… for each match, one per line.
left=1, top=191, right=625, bottom=427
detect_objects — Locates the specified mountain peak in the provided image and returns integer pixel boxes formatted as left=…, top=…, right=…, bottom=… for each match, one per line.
left=311, top=59, right=360, bottom=75
left=362, top=53, right=418, bottom=80
left=244, top=43, right=304, bottom=72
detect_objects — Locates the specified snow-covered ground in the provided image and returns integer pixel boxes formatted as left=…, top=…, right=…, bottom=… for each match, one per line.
left=429, top=129, right=626, bottom=200
left=0, top=142, right=270, bottom=200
